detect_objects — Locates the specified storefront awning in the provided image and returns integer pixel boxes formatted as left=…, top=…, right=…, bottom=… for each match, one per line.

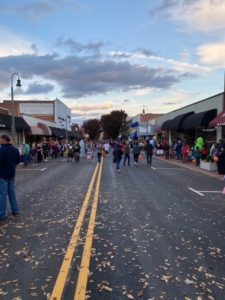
left=130, top=131, right=138, bottom=139
left=30, top=126, right=47, bottom=136
left=37, top=123, right=52, bottom=136
left=50, top=127, right=66, bottom=138
left=161, top=112, right=194, bottom=131
left=0, top=114, right=30, bottom=131
left=181, top=109, right=217, bottom=129
left=209, top=109, right=225, bottom=127
left=67, top=131, right=75, bottom=138
left=130, top=121, right=139, bottom=128
left=15, top=117, right=30, bottom=131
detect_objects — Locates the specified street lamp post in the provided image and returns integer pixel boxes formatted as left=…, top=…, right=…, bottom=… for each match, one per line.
left=65, top=117, right=68, bottom=142
left=58, top=115, right=70, bottom=141
left=142, top=105, right=149, bottom=140
left=11, top=73, right=21, bottom=145
left=66, top=115, right=71, bottom=141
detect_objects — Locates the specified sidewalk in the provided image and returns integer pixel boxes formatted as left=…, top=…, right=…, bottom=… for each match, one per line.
left=154, top=155, right=224, bottom=181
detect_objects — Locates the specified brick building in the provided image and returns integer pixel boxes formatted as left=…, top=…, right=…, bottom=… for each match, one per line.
left=0, top=98, right=73, bottom=143
left=130, top=113, right=164, bottom=139
left=0, top=98, right=71, bottom=128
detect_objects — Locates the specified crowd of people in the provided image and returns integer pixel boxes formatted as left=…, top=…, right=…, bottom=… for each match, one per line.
left=110, top=137, right=225, bottom=174
left=1, top=132, right=225, bottom=220
left=112, top=139, right=155, bottom=171
left=151, top=137, right=225, bottom=174
left=17, top=139, right=111, bottom=165
left=15, top=137, right=225, bottom=176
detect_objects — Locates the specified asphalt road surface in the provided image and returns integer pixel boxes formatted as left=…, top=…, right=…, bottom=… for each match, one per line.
left=0, top=153, right=224, bottom=300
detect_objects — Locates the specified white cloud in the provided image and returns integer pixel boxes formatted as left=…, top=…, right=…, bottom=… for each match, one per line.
left=169, top=0, right=225, bottom=34
left=197, top=42, right=225, bottom=67
left=109, top=50, right=210, bottom=74
left=69, top=102, right=113, bottom=112
left=0, top=28, right=34, bottom=57
left=135, top=87, right=160, bottom=96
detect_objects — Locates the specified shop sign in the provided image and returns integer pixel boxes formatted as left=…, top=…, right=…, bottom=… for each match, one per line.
left=0, top=124, right=6, bottom=128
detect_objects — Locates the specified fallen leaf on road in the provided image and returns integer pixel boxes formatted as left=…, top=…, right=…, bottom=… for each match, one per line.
left=137, top=290, right=144, bottom=297
left=184, top=279, right=195, bottom=285
left=160, top=274, right=172, bottom=283
left=127, top=294, right=135, bottom=299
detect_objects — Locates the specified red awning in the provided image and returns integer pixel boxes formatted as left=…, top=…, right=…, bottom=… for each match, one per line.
left=209, top=110, right=225, bottom=127
left=37, top=123, right=52, bottom=136
left=30, top=126, right=45, bottom=135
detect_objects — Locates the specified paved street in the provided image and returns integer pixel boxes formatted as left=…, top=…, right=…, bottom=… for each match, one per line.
left=0, top=154, right=225, bottom=300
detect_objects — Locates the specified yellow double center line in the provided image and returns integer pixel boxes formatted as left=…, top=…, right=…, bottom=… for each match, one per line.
left=50, top=159, right=103, bottom=300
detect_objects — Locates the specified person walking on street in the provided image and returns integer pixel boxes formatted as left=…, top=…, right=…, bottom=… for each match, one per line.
left=163, top=140, right=170, bottom=160
left=133, top=142, right=141, bottom=165
left=86, top=143, right=93, bottom=163
left=145, top=140, right=154, bottom=165
left=74, top=141, right=81, bottom=162
left=96, top=142, right=103, bottom=163
left=103, top=141, right=110, bottom=156
left=181, top=141, right=190, bottom=163
left=113, top=144, right=123, bottom=172
left=30, top=143, right=37, bottom=164
left=123, top=142, right=131, bottom=166
left=37, top=144, right=43, bottom=163
left=0, top=134, right=21, bottom=220
left=22, top=142, right=30, bottom=167
left=216, top=139, right=225, bottom=174
left=67, top=142, right=74, bottom=162
left=175, top=140, right=182, bottom=160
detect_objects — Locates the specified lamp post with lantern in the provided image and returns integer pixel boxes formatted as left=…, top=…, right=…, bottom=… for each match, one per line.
left=58, top=115, right=71, bottom=141
left=11, top=73, right=21, bottom=145
left=142, top=105, right=149, bottom=140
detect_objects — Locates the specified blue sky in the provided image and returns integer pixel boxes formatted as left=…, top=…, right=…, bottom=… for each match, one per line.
left=1, top=0, right=225, bottom=124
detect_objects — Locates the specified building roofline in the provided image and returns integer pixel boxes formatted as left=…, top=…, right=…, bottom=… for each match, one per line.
left=167, top=92, right=224, bottom=114
left=2, top=100, right=54, bottom=103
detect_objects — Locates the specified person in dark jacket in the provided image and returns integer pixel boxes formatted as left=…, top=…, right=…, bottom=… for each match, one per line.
left=113, top=144, right=123, bottom=172
left=216, top=139, right=225, bottom=174
left=132, top=142, right=141, bottom=165
left=0, top=134, right=20, bottom=220
left=74, top=141, right=81, bottom=162
left=145, top=140, right=154, bottom=165
left=123, top=142, right=131, bottom=166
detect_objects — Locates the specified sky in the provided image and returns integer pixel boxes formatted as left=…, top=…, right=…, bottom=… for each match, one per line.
left=1, top=0, right=225, bottom=124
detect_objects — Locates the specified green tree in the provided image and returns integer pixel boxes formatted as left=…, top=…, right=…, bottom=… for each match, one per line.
left=82, top=118, right=100, bottom=140
left=101, top=110, right=127, bottom=139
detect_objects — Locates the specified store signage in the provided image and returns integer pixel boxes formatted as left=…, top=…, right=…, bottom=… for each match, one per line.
left=20, top=103, right=53, bottom=115
left=0, top=124, right=6, bottom=127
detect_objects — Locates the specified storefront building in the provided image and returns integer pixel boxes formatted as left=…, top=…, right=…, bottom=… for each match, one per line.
left=130, top=113, right=163, bottom=139
left=0, top=98, right=72, bottom=132
left=0, top=99, right=75, bottom=143
left=155, top=92, right=224, bottom=143
left=0, top=112, right=30, bottom=145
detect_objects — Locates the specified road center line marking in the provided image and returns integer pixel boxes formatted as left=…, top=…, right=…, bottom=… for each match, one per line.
left=151, top=166, right=156, bottom=170
left=40, top=168, right=47, bottom=171
left=188, top=187, right=204, bottom=196
left=198, top=191, right=222, bottom=193
left=154, top=167, right=185, bottom=170
left=50, top=163, right=100, bottom=300
left=74, top=159, right=103, bottom=300
left=18, top=168, right=43, bottom=171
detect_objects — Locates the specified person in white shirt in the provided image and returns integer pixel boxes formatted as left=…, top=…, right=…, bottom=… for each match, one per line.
left=103, top=141, right=110, bottom=155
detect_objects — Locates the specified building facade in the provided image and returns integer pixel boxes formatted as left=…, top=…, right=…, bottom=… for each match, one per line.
left=155, top=92, right=224, bottom=143
left=130, top=113, right=163, bottom=139
left=0, top=98, right=71, bottom=129
left=0, top=99, right=73, bottom=144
